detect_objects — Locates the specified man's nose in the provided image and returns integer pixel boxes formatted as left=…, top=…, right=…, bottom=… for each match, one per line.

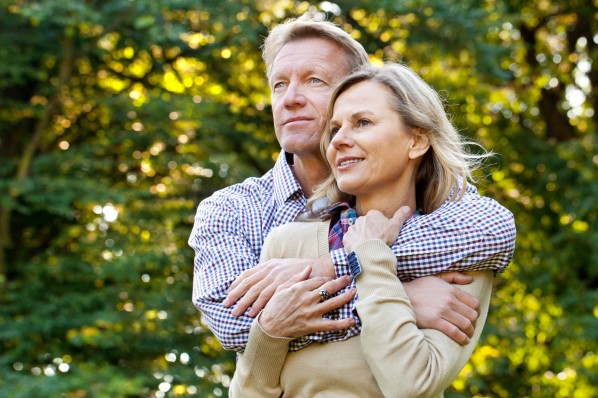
left=283, top=82, right=307, bottom=108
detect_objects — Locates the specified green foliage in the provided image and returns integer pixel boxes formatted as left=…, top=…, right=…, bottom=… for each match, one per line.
left=0, top=0, right=596, bottom=397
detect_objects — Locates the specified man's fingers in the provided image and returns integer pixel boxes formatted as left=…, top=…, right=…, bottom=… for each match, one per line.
left=247, top=285, right=277, bottom=317
left=231, top=266, right=312, bottom=316
left=451, top=298, right=479, bottom=325
left=223, top=287, right=243, bottom=308
left=224, top=272, right=261, bottom=307
left=286, top=274, right=332, bottom=294
left=435, top=319, right=470, bottom=346
left=439, top=289, right=480, bottom=339
left=291, top=265, right=312, bottom=282
left=227, top=266, right=259, bottom=292
left=436, top=271, right=473, bottom=285
left=454, top=287, right=480, bottom=314
left=231, top=281, right=266, bottom=316
left=442, top=304, right=476, bottom=338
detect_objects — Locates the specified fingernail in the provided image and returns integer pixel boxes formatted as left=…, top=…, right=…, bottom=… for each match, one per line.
left=223, top=299, right=230, bottom=307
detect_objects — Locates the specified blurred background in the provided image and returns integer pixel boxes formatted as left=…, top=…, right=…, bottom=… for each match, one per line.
left=0, top=0, right=596, bottom=397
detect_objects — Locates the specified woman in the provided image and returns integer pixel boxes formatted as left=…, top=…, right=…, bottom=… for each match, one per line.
left=229, top=63, right=515, bottom=397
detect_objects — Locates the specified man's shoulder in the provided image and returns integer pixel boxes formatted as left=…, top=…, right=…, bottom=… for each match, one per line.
left=406, top=183, right=512, bottom=227
left=193, top=170, right=278, bottom=226
left=211, top=169, right=275, bottom=201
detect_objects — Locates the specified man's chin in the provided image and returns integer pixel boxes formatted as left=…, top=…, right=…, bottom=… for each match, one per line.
left=280, top=138, right=320, bottom=155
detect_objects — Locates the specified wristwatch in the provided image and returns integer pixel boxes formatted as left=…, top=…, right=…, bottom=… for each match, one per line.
left=348, top=251, right=361, bottom=277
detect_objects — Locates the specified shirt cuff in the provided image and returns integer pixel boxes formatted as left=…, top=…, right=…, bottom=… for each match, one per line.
left=330, top=247, right=350, bottom=277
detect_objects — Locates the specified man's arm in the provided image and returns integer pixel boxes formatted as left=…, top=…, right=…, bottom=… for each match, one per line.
left=227, top=223, right=483, bottom=346
left=402, top=272, right=479, bottom=345
left=392, top=187, right=516, bottom=280
left=189, top=194, right=262, bottom=351
left=222, top=186, right=515, bottom=348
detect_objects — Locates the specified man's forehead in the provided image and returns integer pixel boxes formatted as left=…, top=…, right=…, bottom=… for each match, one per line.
left=270, top=39, right=348, bottom=77
left=277, top=38, right=345, bottom=62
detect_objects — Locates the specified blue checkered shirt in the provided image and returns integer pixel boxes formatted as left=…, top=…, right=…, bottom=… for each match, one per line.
left=189, top=151, right=516, bottom=352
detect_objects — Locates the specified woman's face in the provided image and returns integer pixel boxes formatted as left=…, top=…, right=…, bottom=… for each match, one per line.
left=326, top=80, right=429, bottom=207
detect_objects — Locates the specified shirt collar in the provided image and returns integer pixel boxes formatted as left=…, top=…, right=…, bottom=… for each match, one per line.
left=272, top=151, right=304, bottom=206
left=324, top=202, right=421, bottom=222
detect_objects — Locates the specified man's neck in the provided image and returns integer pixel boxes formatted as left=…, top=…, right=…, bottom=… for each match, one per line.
left=288, top=153, right=329, bottom=198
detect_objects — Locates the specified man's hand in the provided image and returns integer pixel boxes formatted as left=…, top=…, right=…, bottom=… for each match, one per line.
left=403, top=272, right=480, bottom=345
left=223, top=254, right=335, bottom=317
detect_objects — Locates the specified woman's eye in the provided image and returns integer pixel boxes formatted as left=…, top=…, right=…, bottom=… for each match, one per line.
left=357, top=119, right=371, bottom=127
left=310, top=77, right=323, bottom=84
left=330, top=127, right=340, bottom=137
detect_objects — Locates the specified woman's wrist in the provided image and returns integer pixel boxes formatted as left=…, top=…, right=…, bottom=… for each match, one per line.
left=257, top=310, right=285, bottom=338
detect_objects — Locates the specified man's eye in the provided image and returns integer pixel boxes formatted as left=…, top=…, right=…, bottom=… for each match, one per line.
left=273, top=82, right=287, bottom=90
left=310, top=77, right=323, bottom=84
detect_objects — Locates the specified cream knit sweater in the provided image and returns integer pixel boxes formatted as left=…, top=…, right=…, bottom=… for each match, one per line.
left=229, top=221, right=493, bottom=398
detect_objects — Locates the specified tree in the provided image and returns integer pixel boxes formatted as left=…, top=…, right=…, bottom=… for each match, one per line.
left=0, top=1, right=595, bottom=397
left=0, top=0, right=271, bottom=396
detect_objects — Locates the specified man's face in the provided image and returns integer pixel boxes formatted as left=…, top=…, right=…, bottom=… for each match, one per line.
left=270, top=38, right=350, bottom=158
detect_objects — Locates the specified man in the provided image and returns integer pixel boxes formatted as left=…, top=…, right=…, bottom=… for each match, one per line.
left=189, top=18, right=509, bottom=352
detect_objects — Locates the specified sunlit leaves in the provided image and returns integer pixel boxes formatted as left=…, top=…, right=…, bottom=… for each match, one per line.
left=1, top=1, right=596, bottom=397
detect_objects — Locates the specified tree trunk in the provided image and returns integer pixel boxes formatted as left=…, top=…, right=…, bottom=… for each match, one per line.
left=0, top=35, right=75, bottom=282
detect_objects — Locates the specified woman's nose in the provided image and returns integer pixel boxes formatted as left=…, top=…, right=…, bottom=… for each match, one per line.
left=329, top=126, right=352, bottom=148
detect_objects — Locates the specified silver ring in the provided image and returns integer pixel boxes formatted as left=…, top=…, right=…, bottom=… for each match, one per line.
left=318, top=288, right=331, bottom=302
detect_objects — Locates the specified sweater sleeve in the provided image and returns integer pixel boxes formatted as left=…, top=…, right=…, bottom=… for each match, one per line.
left=354, top=239, right=493, bottom=398
left=228, top=318, right=292, bottom=398
left=229, top=221, right=330, bottom=397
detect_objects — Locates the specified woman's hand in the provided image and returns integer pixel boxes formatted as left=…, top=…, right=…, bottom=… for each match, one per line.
left=343, top=206, right=412, bottom=253
left=258, top=266, right=356, bottom=339
left=224, top=254, right=335, bottom=317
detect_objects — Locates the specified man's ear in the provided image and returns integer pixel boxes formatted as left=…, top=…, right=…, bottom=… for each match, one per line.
left=409, top=128, right=430, bottom=160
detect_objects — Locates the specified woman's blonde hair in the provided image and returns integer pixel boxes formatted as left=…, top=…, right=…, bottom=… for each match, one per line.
left=309, top=63, right=491, bottom=216
left=261, top=17, right=370, bottom=82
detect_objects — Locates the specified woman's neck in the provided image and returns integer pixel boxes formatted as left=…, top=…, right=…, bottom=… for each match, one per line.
left=355, top=190, right=417, bottom=218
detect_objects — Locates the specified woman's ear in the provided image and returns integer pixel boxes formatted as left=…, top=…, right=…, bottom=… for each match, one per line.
left=408, top=128, right=430, bottom=160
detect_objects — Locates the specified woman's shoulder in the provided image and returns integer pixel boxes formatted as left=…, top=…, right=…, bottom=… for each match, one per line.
left=261, top=220, right=332, bottom=260
left=270, top=219, right=330, bottom=235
